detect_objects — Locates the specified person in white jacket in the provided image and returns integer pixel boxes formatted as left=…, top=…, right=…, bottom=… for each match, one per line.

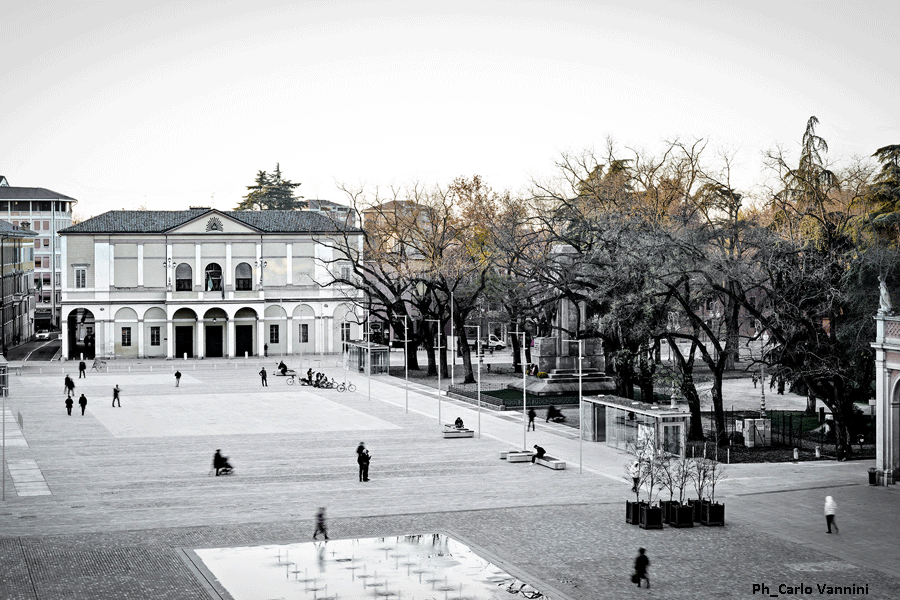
left=824, top=496, right=839, bottom=534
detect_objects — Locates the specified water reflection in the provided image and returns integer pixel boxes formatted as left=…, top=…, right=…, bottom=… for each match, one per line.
left=195, top=533, right=552, bottom=599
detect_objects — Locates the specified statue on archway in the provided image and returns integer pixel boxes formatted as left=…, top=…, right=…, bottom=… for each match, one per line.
left=879, top=275, right=892, bottom=314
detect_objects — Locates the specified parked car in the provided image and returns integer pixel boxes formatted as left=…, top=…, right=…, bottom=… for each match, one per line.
left=36, top=330, right=51, bottom=340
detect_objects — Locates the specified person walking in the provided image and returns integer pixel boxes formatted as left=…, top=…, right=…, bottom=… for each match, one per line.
left=112, top=385, right=121, bottom=407
left=825, top=496, right=839, bottom=534
left=64, top=375, right=75, bottom=398
left=65, top=396, right=73, bottom=416
left=313, top=507, right=329, bottom=540
left=527, top=408, right=536, bottom=431
left=78, top=361, right=87, bottom=379
left=259, top=367, right=268, bottom=386
left=78, top=394, right=87, bottom=415
left=356, top=442, right=370, bottom=482
left=175, top=370, right=182, bottom=387
left=633, top=547, right=650, bottom=588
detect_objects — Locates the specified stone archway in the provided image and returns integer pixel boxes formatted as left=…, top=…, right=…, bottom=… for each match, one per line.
left=172, top=308, right=198, bottom=358
left=234, top=307, right=258, bottom=357
left=67, top=308, right=96, bottom=359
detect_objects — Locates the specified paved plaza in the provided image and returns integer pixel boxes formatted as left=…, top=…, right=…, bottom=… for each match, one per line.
left=1, top=356, right=899, bottom=599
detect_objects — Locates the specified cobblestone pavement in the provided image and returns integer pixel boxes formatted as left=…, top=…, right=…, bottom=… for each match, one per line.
left=1, top=358, right=898, bottom=600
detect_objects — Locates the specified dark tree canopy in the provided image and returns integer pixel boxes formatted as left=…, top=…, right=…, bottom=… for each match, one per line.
left=235, top=163, right=303, bottom=210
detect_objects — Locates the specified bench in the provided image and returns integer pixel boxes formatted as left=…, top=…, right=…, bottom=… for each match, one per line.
left=534, top=455, right=566, bottom=470
left=501, top=450, right=533, bottom=463
left=443, top=425, right=474, bottom=438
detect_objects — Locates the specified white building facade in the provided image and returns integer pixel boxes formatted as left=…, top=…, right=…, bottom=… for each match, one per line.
left=59, top=209, right=363, bottom=360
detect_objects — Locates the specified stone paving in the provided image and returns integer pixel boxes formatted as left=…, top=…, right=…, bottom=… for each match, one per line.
left=0, top=357, right=898, bottom=600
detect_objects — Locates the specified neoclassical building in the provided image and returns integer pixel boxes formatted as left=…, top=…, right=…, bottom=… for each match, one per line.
left=59, top=208, right=363, bottom=360
left=872, top=312, right=900, bottom=481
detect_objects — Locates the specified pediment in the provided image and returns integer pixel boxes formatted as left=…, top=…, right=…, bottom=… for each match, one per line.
left=168, top=210, right=261, bottom=235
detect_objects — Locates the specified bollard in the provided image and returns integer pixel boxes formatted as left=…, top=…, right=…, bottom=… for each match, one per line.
left=150, top=366, right=153, bottom=372
left=727, top=448, right=730, bottom=464
left=245, top=352, right=248, bottom=359
left=815, top=446, right=820, bottom=458
left=128, top=366, right=131, bottom=372
left=793, top=447, right=799, bottom=461
left=184, top=353, right=187, bottom=360
left=80, top=353, right=83, bottom=360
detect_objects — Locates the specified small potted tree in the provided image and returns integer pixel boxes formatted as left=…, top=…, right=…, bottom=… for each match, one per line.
left=656, top=453, right=677, bottom=524
left=624, top=436, right=653, bottom=525
left=700, top=458, right=727, bottom=526
left=638, top=453, right=664, bottom=530
left=689, top=457, right=710, bottom=522
left=669, top=454, right=695, bottom=528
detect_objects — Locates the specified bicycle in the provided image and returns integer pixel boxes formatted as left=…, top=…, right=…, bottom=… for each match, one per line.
left=335, top=381, right=356, bottom=393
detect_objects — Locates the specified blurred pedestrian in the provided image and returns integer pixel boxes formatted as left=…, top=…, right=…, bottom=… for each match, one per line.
left=175, top=370, right=182, bottom=387
left=78, top=361, right=87, bottom=379
left=825, top=496, right=839, bottom=534
left=528, top=408, right=536, bottom=431
left=313, top=507, right=329, bottom=540
left=65, top=396, right=73, bottom=416
left=64, top=375, right=75, bottom=398
left=78, top=394, right=87, bottom=415
left=112, top=385, right=121, bottom=407
left=356, top=442, right=370, bottom=482
left=633, top=547, right=649, bottom=588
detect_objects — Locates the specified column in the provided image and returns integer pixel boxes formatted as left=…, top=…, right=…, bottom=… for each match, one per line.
left=166, top=244, right=173, bottom=289
left=227, top=318, right=235, bottom=358
left=286, top=316, right=294, bottom=355
left=61, top=318, right=69, bottom=359
left=876, top=348, right=887, bottom=471
left=137, top=318, right=144, bottom=359
left=286, top=243, right=292, bottom=285
left=166, top=319, right=174, bottom=359
left=225, top=243, right=232, bottom=288
left=258, top=317, right=266, bottom=357
left=197, top=318, right=205, bottom=359
left=137, top=244, right=144, bottom=287
left=195, top=244, right=202, bottom=288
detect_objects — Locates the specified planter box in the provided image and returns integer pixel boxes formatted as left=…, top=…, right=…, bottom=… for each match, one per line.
left=505, top=451, right=533, bottom=463
left=701, top=501, right=725, bottom=526
left=688, top=499, right=702, bottom=522
left=625, top=500, right=643, bottom=525
left=659, top=500, right=678, bottom=524
left=639, top=504, right=664, bottom=529
left=669, top=504, right=694, bottom=528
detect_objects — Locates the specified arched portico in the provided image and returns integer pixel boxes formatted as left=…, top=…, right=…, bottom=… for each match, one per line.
left=65, top=307, right=97, bottom=360
left=872, top=314, right=900, bottom=481
left=172, top=307, right=198, bottom=359
left=233, top=307, right=258, bottom=358
left=202, top=307, right=228, bottom=358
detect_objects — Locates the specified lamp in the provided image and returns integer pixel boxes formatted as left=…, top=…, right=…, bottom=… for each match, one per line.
left=212, top=317, right=217, bottom=324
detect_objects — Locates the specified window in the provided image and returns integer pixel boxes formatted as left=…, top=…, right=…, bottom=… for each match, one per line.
left=43, top=238, right=49, bottom=247
left=74, top=267, right=86, bottom=289
left=235, top=262, right=252, bottom=290
left=300, top=323, right=309, bottom=343
left=121, top=327, right=131, bottom=347
left=340, top=265, right=352, bottom=281
left=341, top=322, right=350, bottom=341
left=205, top=263, right=222, bottom=291
left=269, top=324, right=279, bottom=344
left=150, top=327, right=160, bottom=346
left=34, top=239, right=39, bottom=249
left=175, top=263, right=192, bottom=291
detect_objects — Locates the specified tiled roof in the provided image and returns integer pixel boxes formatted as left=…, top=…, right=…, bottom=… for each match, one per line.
left=0, top=219, right=38, bottom=237
left=0, top=186, right=76, bottom=200
left=60, top=209, right=360, bottom=234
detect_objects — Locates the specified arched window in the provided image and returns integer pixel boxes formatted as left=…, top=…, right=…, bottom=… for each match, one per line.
left=175, top=263, right=192, bottom=291
left=205, top=263, right=223, bottom=292
left=235, top=262, right=252, bottom=290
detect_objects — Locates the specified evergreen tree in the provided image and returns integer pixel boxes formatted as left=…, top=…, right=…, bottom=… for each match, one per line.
left=235, top=164, right=303, bottom=210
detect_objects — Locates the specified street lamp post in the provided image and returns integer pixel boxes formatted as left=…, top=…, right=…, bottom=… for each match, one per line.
left=391, top=313, right=410, bottom=413
left=563, top=339, right=584, bottom=473
left=425, top=318, right=443, bottom=425
left=511, top=330, right=528, bottom=449
left=462, top=324, right=482, bottom=438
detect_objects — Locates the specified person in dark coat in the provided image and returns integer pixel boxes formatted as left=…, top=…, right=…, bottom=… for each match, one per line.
left=112, top=385, right=121, bottom=407
left=175, top=370, right=182, bottom=387
left=531, top=444, right=546, bottom=464
left=64, top=375, right=75, bottom=398
left=259, top=367, right=268, bottom=386
left=356, top=442, right=370, bottom=482
left=65, top=396, right=73, bottom=416
left=634, top=547, right=650, bottom=588
left=78, top=394, right=87, bottom=416
left=278, top=361, right=288, bottom=376
left=313, top=507, right=329, bottom=540
left=213, top=449, right=233, bottom=475
left=527, top=408, right=536, bottom=431
left=78, top=361, right=87, bottom=379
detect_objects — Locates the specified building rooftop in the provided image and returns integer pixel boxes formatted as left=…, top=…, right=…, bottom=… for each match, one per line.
left=0, top=219, right=38, bottom=237
left=60, top=208, right=361, bottom=234
left=0, top=186, right=76, bottom=201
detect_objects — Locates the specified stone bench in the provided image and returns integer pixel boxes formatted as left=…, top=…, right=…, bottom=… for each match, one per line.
left=534, top=455, right=566, bottom=470
left=500, top=450, right=533, bottom=462
left=442, top=428, right=474, bottom=438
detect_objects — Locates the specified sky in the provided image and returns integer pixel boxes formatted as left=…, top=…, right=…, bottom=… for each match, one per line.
left=2, top=0, right=898, bottom=219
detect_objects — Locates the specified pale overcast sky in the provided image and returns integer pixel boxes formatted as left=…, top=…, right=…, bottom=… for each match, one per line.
left=1, top=0, right=897, bottom=218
